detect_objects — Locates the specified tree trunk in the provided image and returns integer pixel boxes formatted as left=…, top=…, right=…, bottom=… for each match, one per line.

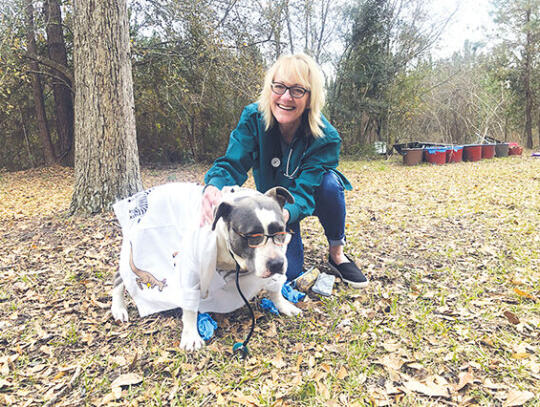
left=44, top=0, right=74, bottom=166
left=314, top=0, right=330, bottom=63
left=285, top=0, right=294, bottom=54
left=304, top=0, right=310, bottom=52
left=523, top=7, right=533, bottom=149
left=537, top=105, right=540, bottom=148
left=25, top=0, right=56, bottom=166
left=19, top=106, right=36, bottom=167
left=70, top=0, right=142, bottom=214
left=272, top=1, right=283, bottom=59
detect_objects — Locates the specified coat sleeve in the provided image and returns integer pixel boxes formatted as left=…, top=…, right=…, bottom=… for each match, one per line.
left=177, top=225, right=218, bottom=312
left=204, top=106, right=258, bottom=190
left=197, top=226, right=217, bottom=300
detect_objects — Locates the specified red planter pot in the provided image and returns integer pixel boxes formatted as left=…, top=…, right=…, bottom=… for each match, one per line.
left=402, top=148, right=424, bottom=166
left=482, top=144, right=496, bottom=159
left=509, top=146, right=523, bottom=156
left=446, top=146, right=463, bottom=163
left=463, top=145, right=483, bottom=162
left=508, top=142, right=523, bottom=156
left=424, top=147, right=447, bottom=165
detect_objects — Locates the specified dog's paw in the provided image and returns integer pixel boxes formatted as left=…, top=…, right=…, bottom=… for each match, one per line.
left=276, top=300, right=302, bottom=317
left=180, top=330, right=205, bottom=352
left=111, top=303, right=129, bottom=322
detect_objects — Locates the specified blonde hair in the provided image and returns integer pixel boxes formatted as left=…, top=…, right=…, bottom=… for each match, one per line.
left=257, top=53, right=326, bottom=138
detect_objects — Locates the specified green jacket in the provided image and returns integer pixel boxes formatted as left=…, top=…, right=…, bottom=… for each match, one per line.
left=204, top=103, right=352, bottom=224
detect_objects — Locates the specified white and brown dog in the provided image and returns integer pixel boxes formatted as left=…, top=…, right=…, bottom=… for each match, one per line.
left=111, top=183, right=301, bottom=351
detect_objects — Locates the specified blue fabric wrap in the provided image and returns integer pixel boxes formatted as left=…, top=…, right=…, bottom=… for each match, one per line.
left=426, top=147, right=447, bottom=154
left=197, top=313, right=218, bottom=340
left=260, top=298, right=280, bottom=315
left=260, top=282, right=306, bottom=315
left=281, top=282, right=306, bottom=303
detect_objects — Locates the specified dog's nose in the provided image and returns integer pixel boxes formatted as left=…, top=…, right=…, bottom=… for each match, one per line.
left=267, top=258, right=284, bottom=274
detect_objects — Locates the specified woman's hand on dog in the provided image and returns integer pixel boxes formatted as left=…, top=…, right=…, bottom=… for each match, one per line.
left=201, top=185, right=222, bottom=226
left=201, top=185, right=289, bottom=227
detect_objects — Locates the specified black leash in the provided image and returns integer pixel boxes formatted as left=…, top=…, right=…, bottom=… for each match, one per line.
left=231, top=260, right=255, bottom=359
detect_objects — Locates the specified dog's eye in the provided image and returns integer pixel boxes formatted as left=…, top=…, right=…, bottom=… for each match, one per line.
left=273, top=232, right=288, bottom=245
left=246, top=234, right=265, bottom=247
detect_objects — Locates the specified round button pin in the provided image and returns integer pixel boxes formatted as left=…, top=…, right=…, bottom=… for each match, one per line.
left=271, top=157, right=281, bottom=168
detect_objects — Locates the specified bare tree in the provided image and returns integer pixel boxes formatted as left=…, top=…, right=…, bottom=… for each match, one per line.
left=24, top=0, right=56, bottom=165
left=523, top=6, right=533, bottom=148
left=44, top=0, right=74, bottom=165
left=70, top=0, right=142, bottom=214
left=493, top=0, right=540, bottom=148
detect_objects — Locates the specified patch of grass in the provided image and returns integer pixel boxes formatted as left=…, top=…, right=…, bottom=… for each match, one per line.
left=62, top=322, right=80, bottom=345
left=93, top=268, right=107, bottom=279
left=293, top=381, right=317, bottom=401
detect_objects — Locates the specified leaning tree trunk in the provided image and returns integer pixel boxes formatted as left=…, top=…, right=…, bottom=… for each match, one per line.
left=44, top=0, right=74, bottom=166
left=25, top=0, right=56, bottom=166
left=70, top=0, right=142, bottom=214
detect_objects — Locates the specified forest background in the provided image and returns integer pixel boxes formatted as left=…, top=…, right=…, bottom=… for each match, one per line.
left=0, top=0, right=539, bottom=171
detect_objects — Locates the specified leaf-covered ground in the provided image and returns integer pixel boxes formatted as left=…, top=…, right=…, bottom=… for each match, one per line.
left=0, top=155, right=539, bottom=406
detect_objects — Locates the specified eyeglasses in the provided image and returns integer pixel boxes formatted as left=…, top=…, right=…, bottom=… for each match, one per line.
left=271, top=82, right=310, bottom=99
left=233, top=228, right=292, bottom=248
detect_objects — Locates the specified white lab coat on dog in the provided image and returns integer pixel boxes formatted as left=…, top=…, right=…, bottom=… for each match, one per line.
left=113, top=183, right=285, bottom=317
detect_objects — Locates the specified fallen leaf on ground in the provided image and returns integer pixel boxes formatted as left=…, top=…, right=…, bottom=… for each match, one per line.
left=406, top=362, right=424, bottom=370
left=270, top=351, right=287, bottom=368
left=483, top=378, right=507, bottom=390
left=454, top=371, right=475, bottom=392
left=382, top=342, right=401, bottom=352
left=513, top=288, right=537, bottom=301
left=385, top=380, right=402, bottom=395
left=0, top=379, right=13, bottom=389
left=337, top=365, right=348, bottom=379
left=266, top=321, right=278, bottom=337
left=523, top=359, right=539, bottom=374
left=503, top=390, right=535, bottom=406
left=100, top=387, right=124, bottom=405
left=111, top=373, right=143, bottom=389
left=377, top=354, right=405, bottom=371
left=403, top=377, right=451, bottom=398
left=503, top=311, right=520, bottom=325
left=233, top=392, right=260, bottom=406
left=320, top=362, right=332, bottom=373
left=317, top=381, right=331, bottom=399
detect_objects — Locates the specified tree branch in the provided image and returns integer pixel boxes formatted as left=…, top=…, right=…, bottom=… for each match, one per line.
left=25, top=52, right=73, bottom=83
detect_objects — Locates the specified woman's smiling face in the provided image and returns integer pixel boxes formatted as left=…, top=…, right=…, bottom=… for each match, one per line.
left=270, top=76, right=310, bottom=130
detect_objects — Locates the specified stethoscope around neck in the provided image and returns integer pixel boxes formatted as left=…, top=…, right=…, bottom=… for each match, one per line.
left=271, top=138, right=308, bottom=179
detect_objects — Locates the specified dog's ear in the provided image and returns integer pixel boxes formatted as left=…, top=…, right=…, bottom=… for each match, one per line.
left=211, top=201, right=233, bottom=231
left=265, top=187, right=294, bottom=209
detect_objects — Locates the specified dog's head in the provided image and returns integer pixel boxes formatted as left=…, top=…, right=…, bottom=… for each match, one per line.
left=211, top=187, right=294, bottom=278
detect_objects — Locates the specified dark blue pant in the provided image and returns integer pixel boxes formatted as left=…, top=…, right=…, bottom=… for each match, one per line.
left=286, top=171, right=346, bottom=280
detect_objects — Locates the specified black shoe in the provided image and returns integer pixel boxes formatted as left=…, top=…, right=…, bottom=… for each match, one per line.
left=328, top=254, right=368, bottom=288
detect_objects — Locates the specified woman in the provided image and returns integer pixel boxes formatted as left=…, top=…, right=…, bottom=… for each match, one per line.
left=201, top=53, right=367, bottom=288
